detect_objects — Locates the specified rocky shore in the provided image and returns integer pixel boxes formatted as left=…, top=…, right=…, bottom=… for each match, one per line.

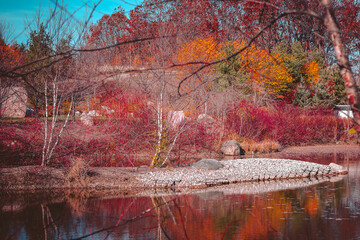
left=0, top=157, right=349, bottom=193
left=137, top=158, right=347, bottom=189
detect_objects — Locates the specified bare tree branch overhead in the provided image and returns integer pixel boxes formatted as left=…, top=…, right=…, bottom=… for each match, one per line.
left=2, top=1, right=360, bottom=239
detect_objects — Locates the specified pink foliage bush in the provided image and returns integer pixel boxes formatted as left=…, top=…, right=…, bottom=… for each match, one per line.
left=0, top=120, right=43, bottom=166
left=164, top=120, right=221, bottom=166
left=1, top=96, right=351, bottom=167
left=0, top=89, right=155, bottom=167
left=226, top=100, right=345, bottom=146
left=4, top=89, right=351, bottom=167
left=73, top=88, right=154, bottom=167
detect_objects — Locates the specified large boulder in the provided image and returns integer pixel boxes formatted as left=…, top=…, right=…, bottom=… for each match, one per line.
left=221, top=140, right=245, bottom=156
left=80, top=114, right=94, bottom=126
left=197, top=114, right=216, bottom=123
left=168, top=110, right=185, bottom=128
left=192, top=159, right=224, bottom=170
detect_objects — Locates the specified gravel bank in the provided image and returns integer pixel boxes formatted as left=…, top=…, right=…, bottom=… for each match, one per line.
left=137, top=158, right=347, bottom=188
left=0, top=157, right=348, bottom=193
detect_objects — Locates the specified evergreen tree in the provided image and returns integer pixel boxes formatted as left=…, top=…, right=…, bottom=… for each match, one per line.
left=25, top=23, right=54, bottom=113
left=273, top=41, right=339, bottom=106
left=331, top=67, right=347, bottom=105
left=215, top=43, right=249, bottom=90
left=293, top=79, right=312, bottom=107
left=311, top=79, right=335, bottom=107
left=273, top=42, right=307, bottom=85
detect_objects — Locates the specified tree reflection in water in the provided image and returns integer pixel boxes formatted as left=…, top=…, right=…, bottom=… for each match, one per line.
left=1, top=162, right=360, bottom=239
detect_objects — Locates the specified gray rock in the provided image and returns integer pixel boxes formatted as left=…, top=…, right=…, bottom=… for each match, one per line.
left=329, top=163, right=348, bottom=174
left=197, top=114, right=216, bottom=123
left=221, top=140, right=245, bottom=156
left=138, top=158, right=348, bottom=188
left=192, top=159, right=224, bottom=170
left=80, top=114, right=94, bottom=126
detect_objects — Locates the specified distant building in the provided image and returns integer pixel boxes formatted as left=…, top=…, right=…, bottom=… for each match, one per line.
left=0, top=87, right=28, bottom=118
left=334, top=105, right=353, bottom=119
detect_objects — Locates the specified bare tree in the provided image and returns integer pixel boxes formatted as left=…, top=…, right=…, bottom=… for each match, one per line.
left=320, top=0, right=360, bottom=131
left=0, top=19, right=15, bottom=44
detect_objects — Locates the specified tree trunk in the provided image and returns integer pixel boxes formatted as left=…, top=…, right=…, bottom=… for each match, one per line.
left=151, top=80, right=166, bottom=167
left=321, top=0, right=360, bottom=131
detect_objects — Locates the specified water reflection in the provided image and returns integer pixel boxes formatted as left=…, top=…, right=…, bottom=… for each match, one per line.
left=1, top=157, right=360, bottom=239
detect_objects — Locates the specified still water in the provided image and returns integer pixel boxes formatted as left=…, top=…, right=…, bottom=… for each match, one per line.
left=1, top=152, right=360, bottom=240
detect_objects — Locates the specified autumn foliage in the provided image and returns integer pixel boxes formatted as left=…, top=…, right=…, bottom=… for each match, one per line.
left=0, top=44, right=23, bottom=70
left=0, top=42, right=24, bottom=86
left=1, top=0, right=359, bottom=167
left=226, top=100, right=349, bottom=146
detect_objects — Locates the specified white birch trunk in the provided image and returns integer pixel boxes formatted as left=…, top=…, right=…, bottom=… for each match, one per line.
left=151, top=81, right=165, bottom=167
left=41, top=79, right=49, bottom=166
left=41, top=74, right=74, bottom=165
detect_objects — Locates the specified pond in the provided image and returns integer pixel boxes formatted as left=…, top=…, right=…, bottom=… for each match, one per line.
left=1, top=151, right=360, bottom=240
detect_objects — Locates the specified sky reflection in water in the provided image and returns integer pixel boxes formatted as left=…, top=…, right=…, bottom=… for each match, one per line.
left=1, top=153, right=360, bottom=240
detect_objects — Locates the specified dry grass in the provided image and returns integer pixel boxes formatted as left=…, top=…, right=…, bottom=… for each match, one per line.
left=241, top=140, right=281, bottom=154
left=66, top=157, right=89, bottom=187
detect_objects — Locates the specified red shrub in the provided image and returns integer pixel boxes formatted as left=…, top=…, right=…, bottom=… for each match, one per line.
left=175, top=121, right=219, bottom=151
left=73, top=88, right=155, bottom=167
left=226, top=101, right=340, bottom=146
left=226, top=100, right=275, bottom=140
left=0, top=120, right=43, bottom=166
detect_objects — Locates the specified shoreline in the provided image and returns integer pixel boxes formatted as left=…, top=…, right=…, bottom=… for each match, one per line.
left=1, top=143, right=357, bottom=193
left=137, top=158, right=347, bottom=188
left=0, top=145, right=360, bottom=194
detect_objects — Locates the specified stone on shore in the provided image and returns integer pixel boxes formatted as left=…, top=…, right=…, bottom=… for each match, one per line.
left=138, top=158, right=345, bottom=188
left=80, top=114, right=94, bottom=126
left=329, top=163, right=348, bottom=175
left=192, top=159, right=224, bottom=170
left=221, top=140, right=245, bottom=156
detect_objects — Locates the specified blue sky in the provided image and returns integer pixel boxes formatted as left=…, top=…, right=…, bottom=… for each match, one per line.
left=0, top=0, right=142, bottom=44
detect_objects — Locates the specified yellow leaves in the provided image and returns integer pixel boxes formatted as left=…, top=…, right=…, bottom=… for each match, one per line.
left=221, top=40, right=292, bottom=96
left=132, top=55, right=152, bottom=67
left=349, top=128, right=356, bottom=134
left=176, top=37, right=293, bottom=97
left=301, top=61, right=321, bottom=84
left=61, top=98, right=72, bottom=113
left=247, top=50, right=293, bottom=95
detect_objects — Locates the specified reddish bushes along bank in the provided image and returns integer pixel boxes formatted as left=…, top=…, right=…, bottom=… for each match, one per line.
left=0, top=99, right=355, bottom=167
left=226, top=101, right=352, bottom=146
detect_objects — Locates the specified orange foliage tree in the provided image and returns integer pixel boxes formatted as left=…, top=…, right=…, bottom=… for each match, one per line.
left=0, top=42, right=24, bottom=109
left=301, top=61, right=322, bottom=85
left=0, top=43, right=23, bottom=78
left=176, top=37, right=293, bottom=98
left=218, top=41, right=293, bottom=97
left=175, top=36, right=220, bottom=73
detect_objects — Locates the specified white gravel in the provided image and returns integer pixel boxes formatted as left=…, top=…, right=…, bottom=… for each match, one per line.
left=137, top=158, right=342, bottom=188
